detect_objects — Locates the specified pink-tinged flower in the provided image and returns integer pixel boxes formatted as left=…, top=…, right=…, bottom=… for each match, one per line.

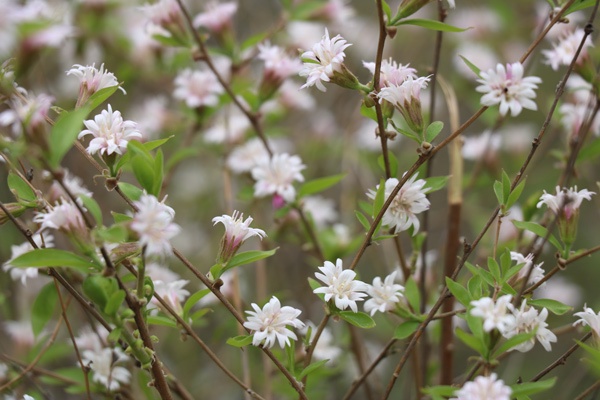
left=302, top=196, right=338, bottom=229
left=78, top=104, right=142, bottom=156
left=193, top=1, right=237, bottom=32
left=363, top=58, right=417, bottom=87
left=141, top=0, right=184, bottom=30
left=66, top=63, right=126, bottom=105
left=173, top=68, right=223, bottom=109
left=226, top=137, right=271, bottom=174
left=299, top=29, right=352, bottom=92
left=542, top=28, right=593, bottom=71
left=560, top=102, right=600, bottom=139
left=33, top=200, right=87, bottom=234
left=131, top=193, right=180, bottom=257
left=313, top=258, right=368, bottom=313
left=470, top=295, right=513, bottom=333
left=47, top=170, right=93, bottom=204
left=574, top=306, right=600, bottom=337
left=367, top=174, right=430, bottom=235
left=462, top=130, right=501, bottom=161
left=364, top=271, right=404, bottom=316
left=212, top=210, right=266, bottom=263
left=476, top=62, right=542, bottom=117
left=377, top=76, right=430, bottom=132
left=3, top=233, right=54, bottom=285
left=204, top=108, right=249, bottom=144
left=258, top=42, right=302, bottom=81
left=451, top=373, right=511, bottom=400
left=82, top=348, right=131, bottom=391
left=503, top=300, right=556, bottom=352
left=537, top=186, right=595, bottom=220
left=4, top=320, right=36, bottom=348
left=251, top=153, right=306, bottom=204
left=74, top=325, right=109, bottom=353
left=243, top=296, right=305, bottom=349
left=150, top=279, right=190, bottom=315
left=0, top=90, right=54, bottom=137
left=317, top=0, right=355, bottom=24
left=24, top=23, right=75, bottom=49
left=510, top=252, right=545, bottom=287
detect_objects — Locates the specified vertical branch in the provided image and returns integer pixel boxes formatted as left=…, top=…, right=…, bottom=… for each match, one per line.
left=374, top=0, right=391, bottom=178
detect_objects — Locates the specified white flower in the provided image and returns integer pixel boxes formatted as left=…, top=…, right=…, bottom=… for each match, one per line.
left=451, top=373, right=512, bottom=400
left=226, top=137, right=271, bottom=174
left=362, top=58, right=417, bottom=86
left=193, top=1, right=238, bottom=32
left=542, top=28, right=593, bottom=71
left=462, top=130, right=501, bottom=161
left=364, top=271, right=404, bottom=316
left=300, top=321, right=342, bottom=362
left=258, top=42, right=302, bottom=82
left=313, top=258, right=368, bottom=312
left=510, top=252, right=545, bottom=287
left=0, top=90, right=54, bottom=136
left=131, top=193, right=180, bottom=257
left=574, top=306, right=600, bottom=336
left=251, top=153, right=305, bottom=203
left=204, top=109, right=250, bottom=144
left=47, top=170, right=93, bottom=204
left=367, top=174, right=430, bottom=235
left=150, top=279, right=190, bottom=315
left=560, top=102, right=600, bottom=138
left=33, top=200, right=87, bottom=234
left=66, top=63, right=126, bottom=99
left=78, top=104, right=142, bottom=156
left=3, top=233, right=54, bottom=285
left=4, top=320, right=36, bottom=347
left=470, top=295, right=513, bottom=333
left=74, top=326, right=109, bottom=352
left=299, top=28, right=351, bottom=92
left=476, top=62, right=542, bottom=116
left=82, top=348, right=131, bottom=391
left=377, top=76, right=430, bottom=107
left=173, top=68, right=223, bottom=109
left=141, top=0, right=182, bottom=29
left=243, top=296, right=305, bottom=349
left=146, top=262, right=181, bottom=283
left=536, top=186, right=595, bottom=220
left=302, top=196, right=338, bottom=229
left=212, top=210, right=266, bottom=263
left=503, top=300, right=556, bottom=352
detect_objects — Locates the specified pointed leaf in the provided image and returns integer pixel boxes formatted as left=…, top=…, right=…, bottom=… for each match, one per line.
left=512, top=220, right=562, bottom=251
left=445, top=277, right=471, bottom=306
left=455, top=327, right=485, bottom=355
left=49, top=107, right=90, bottom=168
left=32, top=282, right=58, bottom=337
left=298, top=174, right=345, bottom=198
left=355, top=210, right=371, bottom=231
left=404, top=277, right=421, bottom=312
left=493, top=331, right=535, bottom=358
left=393, top=321, right=420, bottom=339
left=528, top=299, right=572, bottom=315
left=225, top=248, right=278, bottom=270
left=8, top=172, right=37, bottom=203
left=9, top=249, right=101, bottom=272
left=86, top=86, right=120, bottom=111
left=393, top=18, right=468, bottom=32
left=298, top=359, right=329, bottom=379
left=459, top=55, right=481, bottom=77
left=425, top=121, right=444, bottom=143
left=510, top=378, right=556, bottom=396
left=338, top=311, right=376, bottom=329
left=423, top=176, right=449, bottom=193
left=183, top=288, right=211, bottom=319
left=227, top=335, right=254, bottom=347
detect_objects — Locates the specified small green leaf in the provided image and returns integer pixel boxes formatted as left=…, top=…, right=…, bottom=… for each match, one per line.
left=49, top=107, right=90, bottom=168
left=152, top=149, right=164, bottom=197
left=487, top=257, right=501, bottom=282
left=501, top=170, right=511, bottom=204
left=32, top=282, right=58, bottom=337
left=104, top=290, right=125, bottom=316
left=393, top=321, right=420, bottom=339
left=131, top=154, right=155, bottom=195
left=528, top=299, right=572, bottom=315
left=86, top=86, right=120, bottom=111
left=80, top=195, right=102, bottom=226
left=404, top=278, right=421, bottom=312
left=459, top=55, right=482, bottom=77
left=512, top=220, right=562, bottom=251
left=83, top=275, right=118, bottom=311
left=227, top=335, right=254, bottom=347
left=8, top=172, right=37, bottom=203
left=338, top=311, right=376, bottom=329
left=494, top=180, right=504, bottom=206
left=393, top=18, right=468, bottom=32
left=506, top=179, right=526, bottom=210
left=445, top=277, right=471, bottom=306
left=360, top=102, right=378, bottom=122
left=355, top=210, right=371, bottom=231
left=298, top=174, right=345, bottom=198
left=455, top=327, right=485, bottom=355
left=183, top=288, right=211, bottom=319
left=467, top=275, right=483, bottom=299
left=510, top=378, right=556, bottom=396
left=372, top=178, right=386, bottom=218
left=117, top=182, right=143, bottom=201
left=423, top=176, right=449, bottom=194
left=9, top=249, right=101, bottom=272
left=425, top=121, right=444, bottom=143
left=95, top=224, right=128, bottom=243
left=225, top=248, right=278, bottom=270
left=492, top=331, right=535, bottom=358
left=147, top=315, right=178, bottom=328
left=298, top=359, right=329, bottom=379
left=565, top=0, right=595, bottom=16
left=377, top=152, right=399, bottom=178
left=381, top=0, right=392, bottom=21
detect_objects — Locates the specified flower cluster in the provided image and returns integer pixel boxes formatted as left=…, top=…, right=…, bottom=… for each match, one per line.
left=313, top=259, right=368, bottom=312
left=244, top=296, right=305, bottom=349
left=131, top=193, right=181, bottom=257
left=451, top=373, right=511, bottom=400
left=78, top=105, right=142, bottom=156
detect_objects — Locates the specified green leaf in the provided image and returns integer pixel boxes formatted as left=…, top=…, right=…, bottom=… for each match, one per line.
left=393, top=18, right=468, bottom=32
left=80, top=195, right=102, bottom=226
left=492, top=331, right=535, bottom=358
left=360, top=102, right=378, bottom=122
left=459, top=55, right=482, bottom=77
left=117, top=182, right=143, bottom=201
left=227, top=335, right=254, bottom=347
left=355, top=210, right=371, bottom=231
left=48, top=107, right=90, bottom=168
left=425, top=121, right=444, bottom=143
left=338, top=311, right=376, bottom=329
left=372, top=178, right=386, bottom=218
left=8, top=172, right=37, bottom=203
left=381, top=0, right=392, bottom=21
left=494, top=180, right=504, bottom=206
left=130, top=153, right=156, bottom=195
left=377, top=152, right=398, bottom=178
left=31, top=282, right=58, bottom=337
left=298, top=174, right=345, bottom=198
left=104, top=290, right=125, bottom=316
left=528, top=299, right=572, bottom=315
left=565, top=0, right=595, bottom=16
left=147, top=315, right=178, bottom=328
left=95, top=224, right=128, bottom=243
left=9, top=249, right=101, bottom=273
left=225, top=248, right=278, bottom=270
left=423, top=176, right=449, bottom=193
left=512, top=220, right=562, bottom=251
left=152, top=149, right=164, bottom=196
left=445, top=277, right=471, bottom=306
left=467, top=275, right=483, bottom=299
left=487, top=257, right=501, bottom=282
left=241, top=31, right=270, bottom=51
left=455, top=327, right=485, bottom=355
left=298, top=359, right=329, bottom=379
left=510, top=378, right=556, bottom=396
left=577, top=137, right=600, bottom=163
left=506, top=179, right=526, bottom=210
left=501, top=170, right=511, bottom=204
left=404, top=278, right=421, bottom=312
left=83, top=275, right=118, bottom=311
left=86, top=86, right=120, bottom=111
left=183, top=288, right=211, bottom=319
left=393, top=321, right=420, bottom=339
left=421, top=385, right=457, bottom=398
